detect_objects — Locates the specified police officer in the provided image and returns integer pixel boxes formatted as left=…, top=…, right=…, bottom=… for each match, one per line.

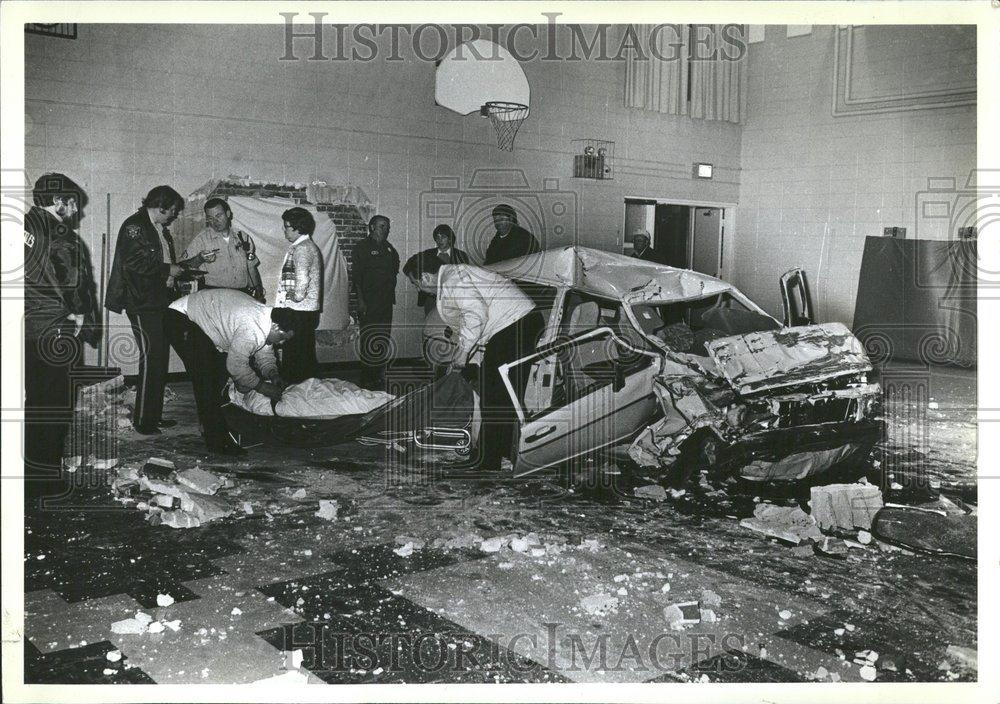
left=23, top=172, right=95, bottom=505
left=351, top=214, right=399, bottom=389
left=105, top=185, right=200, bottom=434
left=180, top=197, right=264, bottom=301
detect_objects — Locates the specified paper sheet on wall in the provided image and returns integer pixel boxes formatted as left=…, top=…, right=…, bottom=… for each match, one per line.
left=227, top=196, right=350, bottom=332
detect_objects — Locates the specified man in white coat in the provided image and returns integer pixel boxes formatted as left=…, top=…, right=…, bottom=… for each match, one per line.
left=419, top=264, right=543, bottom=471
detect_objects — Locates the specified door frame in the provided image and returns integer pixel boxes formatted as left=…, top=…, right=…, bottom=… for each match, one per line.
left=622, top=196, right=737, bottom=280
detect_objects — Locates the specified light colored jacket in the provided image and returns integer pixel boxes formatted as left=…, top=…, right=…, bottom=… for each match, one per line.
left=170, top=289, right=278, bottom=392
left=275, top=235, right=322, bottom=311
left=436, top=264, right=535, bottom=365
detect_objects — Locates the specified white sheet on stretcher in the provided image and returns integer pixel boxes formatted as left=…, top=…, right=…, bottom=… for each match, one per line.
left=228, top=377, right=393, bottom=418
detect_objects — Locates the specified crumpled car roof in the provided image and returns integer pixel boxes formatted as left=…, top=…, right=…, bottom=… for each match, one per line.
left=484, top=245, right=732, bottom=302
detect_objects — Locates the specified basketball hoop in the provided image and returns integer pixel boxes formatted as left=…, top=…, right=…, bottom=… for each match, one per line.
left=481, top=101, right=528, bottom=151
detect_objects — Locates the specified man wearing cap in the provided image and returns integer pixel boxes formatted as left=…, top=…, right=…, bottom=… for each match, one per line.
left=417, top=264, right=544, bottom=472
left=631, top=230, right=661, bottom=263
left=180, top=197, right=264, bottom=301
left=483, top=204, right=540, bottom=266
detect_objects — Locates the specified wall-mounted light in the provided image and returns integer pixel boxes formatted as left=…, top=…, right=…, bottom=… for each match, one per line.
left=694, top=163, right=713, bottom=179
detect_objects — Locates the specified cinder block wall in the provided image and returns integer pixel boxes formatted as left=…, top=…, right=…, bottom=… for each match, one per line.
left=24, top=24, right=743, bottom=368
left=736, top=25, right=976, bottom=324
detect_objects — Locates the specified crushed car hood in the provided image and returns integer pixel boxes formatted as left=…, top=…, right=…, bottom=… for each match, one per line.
left=705, top=322, right=872, bottom=395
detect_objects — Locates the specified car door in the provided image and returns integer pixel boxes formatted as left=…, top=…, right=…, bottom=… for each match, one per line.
left=499, top=327, right=661, bottom=477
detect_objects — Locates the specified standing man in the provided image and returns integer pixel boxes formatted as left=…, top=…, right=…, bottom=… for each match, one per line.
left=631, top=229, right=661, bottom=263
left=274, top=207, right=323, bottom=383
left=351, top=214, right=399, bottom=390
left=483, top=204, right=540, bottom=266
left=168, top=289, right=296, bottom=455
left=23, top=172, right=93, bottom=504
left=105, top=185, right=198, bottom=435
left=417, top=264, right=543, bottom=472
left=181, top=197, right=264, bottom=301
left=403, top=224, right=470, bottom=314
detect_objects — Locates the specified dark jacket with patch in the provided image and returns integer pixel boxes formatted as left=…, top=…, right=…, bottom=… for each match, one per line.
left=402, top=246, right=470, bottom=308
left=105, top=209, right=176, bottom=314
left=483, top=224, right=540, bottom=266
left=351, top=237, right=400, bottom=312
left=23, top=206, right=99, bottom=343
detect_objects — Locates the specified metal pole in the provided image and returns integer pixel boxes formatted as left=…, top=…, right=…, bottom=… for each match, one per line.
left=100, top=192, right=110, bottom=367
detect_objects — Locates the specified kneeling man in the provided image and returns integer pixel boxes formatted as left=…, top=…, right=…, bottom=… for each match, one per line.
left=168, top=288, right=296, bottom=455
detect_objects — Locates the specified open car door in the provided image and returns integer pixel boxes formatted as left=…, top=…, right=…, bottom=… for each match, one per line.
left=499, top=327, right=661, bottom=477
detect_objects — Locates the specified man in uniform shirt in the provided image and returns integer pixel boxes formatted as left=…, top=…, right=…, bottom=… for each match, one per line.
left=631, top=229, right=661, bottom=263
left=23, top=172, right=95, bottom=504
left=351, top=214, right=400, bottom=389
left=167, top=288, right=296, bottom=455
left=483, top=204, right=541, bottom=266
left=105, top=185, right=201, bottom=434
left=417, top=264, right=543, bottom=472
left=181, top=197, right=264, bottom=300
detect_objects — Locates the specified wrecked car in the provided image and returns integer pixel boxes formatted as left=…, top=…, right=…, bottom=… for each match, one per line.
left=483, top=246, right=883, bottom=481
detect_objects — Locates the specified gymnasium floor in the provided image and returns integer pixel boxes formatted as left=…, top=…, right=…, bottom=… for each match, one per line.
left=22, top=363, right=977, bottom=685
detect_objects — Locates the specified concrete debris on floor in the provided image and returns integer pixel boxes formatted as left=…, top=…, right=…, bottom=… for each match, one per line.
left=24, top=363, right=978, bottom=685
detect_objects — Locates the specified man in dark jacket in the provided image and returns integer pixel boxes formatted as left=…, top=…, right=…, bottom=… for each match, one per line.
left=351, top=214, right=400, bottom=390
left=483, top=204, right=540, bottom=266
left=105, top=185, right=201, bottom=434
left=23, top=172, right=94, bottom=505
left=402, top=224, right=470, bottom=314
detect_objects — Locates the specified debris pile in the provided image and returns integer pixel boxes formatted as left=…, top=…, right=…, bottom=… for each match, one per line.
left=76, top=375, right=135, bottom=429
left=110, top=610, right=181, bottom=635
left=740, top=503, right=823, bottom=545
left=111, top=458, right=235, bottom=529
left=810, top=483, right=883, bottom=531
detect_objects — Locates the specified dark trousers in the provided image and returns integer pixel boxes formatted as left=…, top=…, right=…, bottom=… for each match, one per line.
left=279, top=309, right=320, bottom=384
left=126, top=310, right=170, bottom=430
left=479, top=310, right=544, bottom=471
left=165, top=311, right=231, bottom=443
left=24, top=334, right=80, bottom=504
left=358, top=306, right=394, bottom=389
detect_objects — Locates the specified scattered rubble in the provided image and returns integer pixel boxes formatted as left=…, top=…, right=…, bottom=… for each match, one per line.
left=111, top=459, right=235, bottom=529
left=580, top=593, right=619, bottom=617
left=633, top=484, right=668, bottom=502
left=315, top=500, right=339, bottom=521
left=810, top=483, right=883, bottom=531
left=663, top=601, right=700, bottom=630
left=944, top=645, right=977, bottom=672
left=156, top=593, right=174, bottom=607
left=740, top=502, right=823, bottom=545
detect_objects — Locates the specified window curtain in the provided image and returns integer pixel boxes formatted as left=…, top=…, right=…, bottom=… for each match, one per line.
left=625, top=24, right=748, bottom=125
left=624, top=24, right=690, bottom=116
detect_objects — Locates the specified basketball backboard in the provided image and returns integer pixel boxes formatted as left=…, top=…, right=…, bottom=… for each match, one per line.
left=434, top=39, right=530, bottom=116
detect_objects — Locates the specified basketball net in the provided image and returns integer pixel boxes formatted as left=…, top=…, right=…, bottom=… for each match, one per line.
left=483, top=101, right=528, bottom=151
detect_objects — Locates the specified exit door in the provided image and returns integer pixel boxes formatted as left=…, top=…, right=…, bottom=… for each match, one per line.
left=691, top=207, right=723, bottom=277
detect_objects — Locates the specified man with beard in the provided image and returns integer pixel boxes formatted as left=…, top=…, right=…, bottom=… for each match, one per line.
left=23, top=172, right=98, bottom=505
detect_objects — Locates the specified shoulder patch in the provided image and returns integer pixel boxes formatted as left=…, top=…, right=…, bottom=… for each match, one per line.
left=126, top=224, right=142, bottom=239
left=24, top=231, right=35, bottom=248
